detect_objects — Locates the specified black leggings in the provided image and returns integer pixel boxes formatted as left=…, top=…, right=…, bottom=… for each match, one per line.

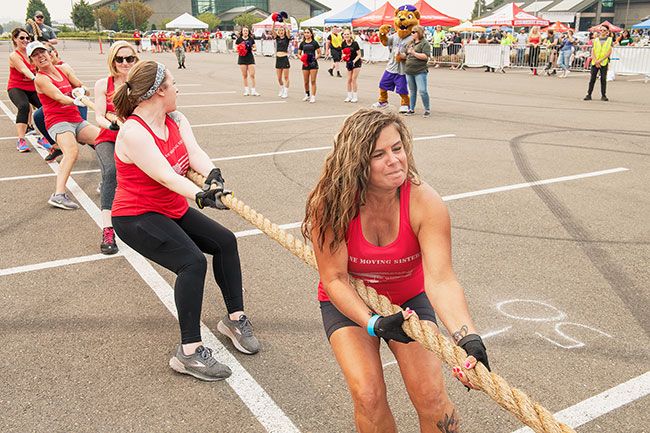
left=112, top=208, right=244, bottom=344
left=587, top=64, right=608, bottom=97
left=7, top=88, right=41, bottom=125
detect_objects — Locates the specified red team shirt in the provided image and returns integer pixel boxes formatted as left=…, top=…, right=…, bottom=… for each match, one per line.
left=112, top=114, right=190, bottom=219
left=95, top=76, right=118, bottom=145
left=37, top=66, right=84, bottom=129
left=318, top=181, right=424, bottom=305
left=7, top=50, right=36, bottom=92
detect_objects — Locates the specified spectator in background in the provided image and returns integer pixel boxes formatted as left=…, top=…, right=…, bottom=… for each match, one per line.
left=26, top=10, right=58, bottom=44
left=616, top=29, right=634, bottom=46
left=431, top=25, right=446, bottom=68
left=584, top=26, right=612, bottom=101
left=516, top=28, right=528, bottom=65
left=369, top=31, right=380, bottom=43
left=172, top=30, right=186, bottom=69
left=558, top=29, right=575, bottom=78
left=543, top=29, right=559, bottom=75
left=133, top=29, right=142, bottom=52
left=485, top=27, right=501, bottom=72
left=528, top=26, right=541, bottom=75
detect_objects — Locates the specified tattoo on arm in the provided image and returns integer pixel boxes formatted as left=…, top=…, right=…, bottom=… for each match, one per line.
left=436, top=409, right=460, bottom=433
left=452, top=325, right=468, bottom=344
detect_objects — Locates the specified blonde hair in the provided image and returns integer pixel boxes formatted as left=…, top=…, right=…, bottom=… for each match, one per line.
left=107, top=41, right=138, bottom=77
left=411, top=25, right=425, bottom=40
left=113, top=60, right=166, bottom=119
left=302, top=108, right=420, bottom=251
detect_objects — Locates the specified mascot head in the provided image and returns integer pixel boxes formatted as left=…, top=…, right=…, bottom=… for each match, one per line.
left=394, top=5, right=420, bottom=39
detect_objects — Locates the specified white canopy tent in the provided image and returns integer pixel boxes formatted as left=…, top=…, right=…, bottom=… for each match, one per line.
left=252, top=15, right=298, bottom=37
left=300, top=9, right=337, bottom=28
left=165, top=13, right=208, bottom=30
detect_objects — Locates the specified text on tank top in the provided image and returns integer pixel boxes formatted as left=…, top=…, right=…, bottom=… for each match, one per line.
left=7, top=50, right=36, bottom=92
left=111, top=114, right=190, bottom=219
left=38, top=66, right=83, bottom=129
left=317, top=181, right=424, bottom=305
left=95, top=76, right=118, bottom=144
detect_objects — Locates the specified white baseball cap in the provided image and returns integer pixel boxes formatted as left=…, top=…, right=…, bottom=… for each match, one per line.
left=27, top=41, right=48, bottom=57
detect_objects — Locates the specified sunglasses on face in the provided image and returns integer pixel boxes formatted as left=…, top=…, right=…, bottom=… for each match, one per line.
left=17, top=36, right=30, bottom=40
left=114, top=55, right=136, bottom=64
left=36, top=15, right=44, bottom=19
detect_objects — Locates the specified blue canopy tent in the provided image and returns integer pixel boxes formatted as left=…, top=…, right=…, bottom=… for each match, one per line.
left=324, top=1, right=372, bottom=26
left=631, top=18, right=650, bottom=29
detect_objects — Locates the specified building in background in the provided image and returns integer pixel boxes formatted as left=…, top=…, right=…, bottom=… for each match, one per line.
left=487, top=0, right=650, bottom=30
left=92, top=0, right=329, bottom=30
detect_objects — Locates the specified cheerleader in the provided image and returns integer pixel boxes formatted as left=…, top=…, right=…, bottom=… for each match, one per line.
left=298, top=28, right=321, bottom=103
left=341, top=29, right=362, bottom=103
left=236, top=27, right=259, bottom=96
left=271, top=17, right=291, bottom=98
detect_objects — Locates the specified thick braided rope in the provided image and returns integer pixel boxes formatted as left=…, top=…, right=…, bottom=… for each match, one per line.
left=188, top=170, right=575, bottom=433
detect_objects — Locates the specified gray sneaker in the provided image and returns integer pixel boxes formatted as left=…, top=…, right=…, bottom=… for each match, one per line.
left=217, top=314, right=260, bottom=355
left=169, top=345, right=232, bottom=381
left=48, top=193, right=79, bottom=210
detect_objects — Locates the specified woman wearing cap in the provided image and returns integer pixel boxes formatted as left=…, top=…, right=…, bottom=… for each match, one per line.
left=271, top=18, right=291, bottom=99
left=7, top=27, right=45, bottom=153
left=30, top=41, right=99, bottom=210
left=236, top=27, right=259, bottom=96
left=111, top=60, right=260, bottom=381
left=303, top=108, right=490, bottom=433
left=91, top=41, right=139, bottom=255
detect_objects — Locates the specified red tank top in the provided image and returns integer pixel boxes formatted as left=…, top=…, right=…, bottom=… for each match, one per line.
left=38, top=66, right=83, bottom=129
left=7, top=50, right=36, bottom=92
left=112, top=114, right=190, bottom=219
left=317, top=181, right=424, bottom=305
left=95, top=76, right=118, bottom=144
left=529, top=36, right=540, bottom=44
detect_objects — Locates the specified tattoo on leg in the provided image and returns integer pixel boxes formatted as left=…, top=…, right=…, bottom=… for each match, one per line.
left=452, top=325, right=468, bottom=344
left=436, top=409, right=460, bottom=433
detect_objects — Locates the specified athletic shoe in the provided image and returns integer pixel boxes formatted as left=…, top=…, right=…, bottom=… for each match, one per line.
left=243, top=88, right=250, bottom=96
left=309, top=95, right=316, bottom=103
left=100, top=227, right=119, bottom=255
left=601, top=96, right=609, bottom=101
left=48, top=193, right=79, bottom=210
left=302, top=94, right=310, bottom=102
left=350, top=94, right=358, bottom=103
left=169, top=344, right=232, bottom=381
left=327, top=68, right=333, bottom=76
left=281, top=87, right=288, bottom=99
left=16, top=138, right=30, bottom=153
left=564, top=70, right=570, bottom=78
left=25, top=125, right=38, bottom=136
left=398, top=105, right=409, bottom=114
left=217, top=314, right=260, bottom=354
left=344, top=95, right=352, bottom=102
left=336, top=71, right=342, bottom=78
left=423, top=110, right=431, bottom=118
left=405, top=110, right=415, bottom=116
left=372, top=101, right=388, bottom=109
left=45, top=147, right=63, bottom=162
left=36, top=137, right=52, bottom=150
left=583, top=95, right=592, bottom=101
left=250, top=89, right=260, bottom=96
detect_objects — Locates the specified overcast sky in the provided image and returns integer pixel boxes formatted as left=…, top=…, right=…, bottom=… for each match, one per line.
left=2, top=0, right=476, bottom=24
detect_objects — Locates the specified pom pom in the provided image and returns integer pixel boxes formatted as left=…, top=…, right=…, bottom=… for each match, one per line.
left=236, top=42, right=248, bottom=56
left=300, top=53, right=309, bottom=67
left=342, top=47, right=351, bottom=62
left=280, top=11, right=289, bottom=19
left=271, top=12, right=279, bottom=22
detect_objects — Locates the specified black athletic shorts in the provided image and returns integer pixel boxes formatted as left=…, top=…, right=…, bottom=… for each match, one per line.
left=331, top=47, right=342, bottom=62
left=275, top=56, right=290, bottom=69
left=320, top=291, right=437, bottom=340
left=346, top=59, right=362, bottom=71
left=302, top=61, right=319, bottom=71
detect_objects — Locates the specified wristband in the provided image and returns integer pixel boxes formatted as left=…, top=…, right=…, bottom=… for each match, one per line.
left=367, top=314, right=380, bottom=337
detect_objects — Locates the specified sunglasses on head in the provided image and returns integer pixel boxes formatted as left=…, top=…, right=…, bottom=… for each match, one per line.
left=114, top=55, right=136, bottom=64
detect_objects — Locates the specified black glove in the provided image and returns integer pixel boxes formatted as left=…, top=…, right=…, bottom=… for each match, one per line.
left=373, top=312, right=414, bottom=344
left=195, top=185, right=230, bottom=210
left=204, top=167, right=225, bottom=189
left=108, top=121, right=120, bottom=131
left=458, top=334, right=490, bottom=371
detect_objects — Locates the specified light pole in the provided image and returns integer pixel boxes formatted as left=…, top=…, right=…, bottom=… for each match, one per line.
left=131, top=0, right=137, bottom=30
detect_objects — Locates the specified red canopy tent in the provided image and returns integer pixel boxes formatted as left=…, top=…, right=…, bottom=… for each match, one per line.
left=542, top=21, right=573, bottom=33
left=414, top=0, right=461, bottom=27
left=589, top=21, right=622, bottom=33
left=352, top=2, right=396, bottom=28
left=474, top=2, right=549, bottom=27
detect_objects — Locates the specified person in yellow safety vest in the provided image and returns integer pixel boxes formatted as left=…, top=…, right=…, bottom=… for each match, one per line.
left=431, top=25, right=446, bottom=68
left=171, top=30, right=186, bottom=69
left=328, top=27, right=343, bottom=77
left=584, top=26, right=612, bottom=101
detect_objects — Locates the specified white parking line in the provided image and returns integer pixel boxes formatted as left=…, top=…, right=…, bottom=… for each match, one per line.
left=181, top=101, right=286, bottom=108
left=178, top=91, right=237, bottom=96
left=193, top=114, right=349, bottom=128
left=0, top=99, right=300, bottom=433
left=0, top=253, right=122, bottom=276
left=511, top=371, right=650, bottom=433
left=232, top=167, right=630, bottom=239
